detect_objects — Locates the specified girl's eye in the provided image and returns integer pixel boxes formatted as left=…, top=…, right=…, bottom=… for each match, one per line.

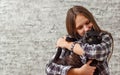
left=86, top=20, right=90, bottom=25
left=77, top=26, right=83, bottom=29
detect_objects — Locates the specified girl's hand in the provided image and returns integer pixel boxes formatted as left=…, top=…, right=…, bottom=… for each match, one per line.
left=67, top=60, right=96, bottom=75
left=56, top=36, right=67, bottom=48
left=78, top=60, right=96, bottom=75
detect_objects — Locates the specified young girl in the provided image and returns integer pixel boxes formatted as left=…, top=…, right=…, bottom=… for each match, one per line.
left=46, top=6, right=113, bottom=75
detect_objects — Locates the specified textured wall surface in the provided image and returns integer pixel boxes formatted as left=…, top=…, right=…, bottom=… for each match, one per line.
left=0, top=0, right=120, bottom=75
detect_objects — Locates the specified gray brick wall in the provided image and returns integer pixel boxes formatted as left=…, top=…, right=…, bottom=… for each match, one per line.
left=0, top=0, right=120, bottom=75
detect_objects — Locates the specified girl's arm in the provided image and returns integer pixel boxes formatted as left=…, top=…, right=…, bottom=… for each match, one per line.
left=57, top=33, right=113, bottom=61
left=67, top=60, right=96, bottom=75
left=45, top=48, right=72, bottom=75
left=81, top=33, right=113, bottom=61
left=46, top=57, right=96, bottom=75
left=46, top=61, right=72, bottom=75
left=46, top=48, right=96, bottom=75
left=56, top=36, right=84, bottom=55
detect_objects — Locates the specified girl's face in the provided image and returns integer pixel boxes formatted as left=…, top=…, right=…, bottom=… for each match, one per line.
left=75, top=14, right=93, bottom=36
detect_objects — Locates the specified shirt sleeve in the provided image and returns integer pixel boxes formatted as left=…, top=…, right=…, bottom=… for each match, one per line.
left=46, top=61, right=72, bottom=75
left=79, top=33, right=113, bottom=61
left=45, top=48, right=72, bottom=75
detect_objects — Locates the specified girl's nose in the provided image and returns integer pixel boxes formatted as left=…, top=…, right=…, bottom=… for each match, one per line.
left=83, top=25, right=91, bottom=32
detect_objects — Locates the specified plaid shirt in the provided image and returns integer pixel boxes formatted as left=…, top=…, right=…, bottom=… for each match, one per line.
left=45, top=32, right=113, bottom=75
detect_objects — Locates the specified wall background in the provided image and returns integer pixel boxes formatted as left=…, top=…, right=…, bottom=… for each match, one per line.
left=0, top=0, right=120, bottom=75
